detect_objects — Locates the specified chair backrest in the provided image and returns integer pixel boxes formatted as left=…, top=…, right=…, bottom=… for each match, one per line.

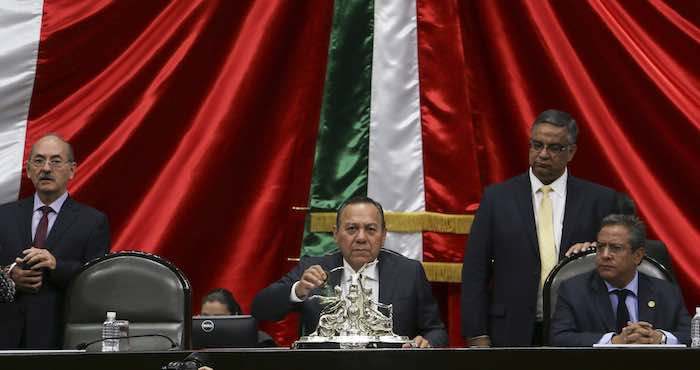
left=542, top=250, right=671, bottom=345
left=63, top=251, right=191, bottom=351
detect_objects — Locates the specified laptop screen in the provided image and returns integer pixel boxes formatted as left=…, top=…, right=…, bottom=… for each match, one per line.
left=191, top=315, right=258, bottom=349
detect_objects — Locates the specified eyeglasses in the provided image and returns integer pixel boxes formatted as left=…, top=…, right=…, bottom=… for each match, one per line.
left=595, top=243, right=629, bottom=255
left=529, top=140, right=570, bottom=154
left=28, top=157, right=73, bottom=169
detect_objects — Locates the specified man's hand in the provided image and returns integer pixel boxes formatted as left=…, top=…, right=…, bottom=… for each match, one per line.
left=403, top=335, right=431, bottom=348
left=467, top=336, right=491, bottom=347
left=10, top=257, right=43, bottom=293
left=22, top=247, right=57, bottom=270
left=294, top=265, right=327, bottom=299
left=565, top=241, right=596, bottom=257
left=612, top=322, right=663, bottom=344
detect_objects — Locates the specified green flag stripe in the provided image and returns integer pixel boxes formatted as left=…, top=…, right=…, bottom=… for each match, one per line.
left=301, top=0, right=375, bottom=256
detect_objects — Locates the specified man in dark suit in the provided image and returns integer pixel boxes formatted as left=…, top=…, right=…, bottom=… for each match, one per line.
left=0, top=134, right=110, bottom=349
left=252, top=196, right=447, bottom=347
left=461, top=109, right=616, bottom=347
left=567, top=192, right=676, bottom=279
left=550, top=214, right=690, bottom=346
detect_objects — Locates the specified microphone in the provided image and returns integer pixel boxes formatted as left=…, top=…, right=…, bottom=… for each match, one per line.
left=161, top=354, right=206, bottom=370
left=76, top=334, right=178, bottom=350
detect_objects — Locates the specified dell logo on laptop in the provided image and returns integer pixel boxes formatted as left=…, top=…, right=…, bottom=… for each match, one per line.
left=201, top=320, right=215, bottom=333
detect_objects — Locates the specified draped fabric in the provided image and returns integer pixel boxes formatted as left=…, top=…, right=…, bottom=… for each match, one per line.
left=18, top=0, right=335, bottom=345
left=301, top=0, right=374, bottom=257
left=1, top=0, right=697, bottom=346
left=457, top=0, right=700, bottom=315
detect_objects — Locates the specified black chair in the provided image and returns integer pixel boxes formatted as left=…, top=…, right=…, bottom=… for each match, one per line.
left=63, top=251, right=191, bottom=351
left=542, top=250, right=672, bottom=345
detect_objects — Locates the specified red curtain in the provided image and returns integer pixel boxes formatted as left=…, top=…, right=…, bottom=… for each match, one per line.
left=20, top=0, right=699, bottom=346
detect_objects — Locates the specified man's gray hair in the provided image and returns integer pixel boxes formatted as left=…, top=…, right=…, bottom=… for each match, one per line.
left=600, top=214, right=646, bottom=251
left=531, top=109, right=579, bottom=144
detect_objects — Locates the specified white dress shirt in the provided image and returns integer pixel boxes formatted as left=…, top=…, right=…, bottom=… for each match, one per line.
left=290, top=259, right=380, bottom=304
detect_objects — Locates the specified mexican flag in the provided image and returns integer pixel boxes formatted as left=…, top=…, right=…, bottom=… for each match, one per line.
left=301, top=0, right=482, bottom=280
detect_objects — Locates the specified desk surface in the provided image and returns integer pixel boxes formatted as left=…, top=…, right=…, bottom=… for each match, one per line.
left=1, top=347, right=699, bottom=370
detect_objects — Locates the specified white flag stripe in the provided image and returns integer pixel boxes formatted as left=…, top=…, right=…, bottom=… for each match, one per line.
left=0, top=0, right=44, bottom=203
left=368, top=0, right=425, bottom=260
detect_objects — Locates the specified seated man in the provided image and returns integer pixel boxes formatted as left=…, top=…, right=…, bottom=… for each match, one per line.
left=251, top=196, right=448, bottom=347
left=550, top=214, right=690, bottom=346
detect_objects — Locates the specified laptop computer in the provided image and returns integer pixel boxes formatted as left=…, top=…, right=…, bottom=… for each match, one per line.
left=191, top=315, right=258, bottom=349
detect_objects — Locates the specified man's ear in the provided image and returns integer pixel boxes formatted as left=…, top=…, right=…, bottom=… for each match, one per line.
left=634, top=247, right=645, bottom=265
left=332, top=224, right=338, bottom=239
left=68, top=162, right=76, bottom=180
left=567, top=144, right=577, bottom=163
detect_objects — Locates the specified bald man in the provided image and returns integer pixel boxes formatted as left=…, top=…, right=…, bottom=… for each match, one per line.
left=0, top=134, right=110, bottom=349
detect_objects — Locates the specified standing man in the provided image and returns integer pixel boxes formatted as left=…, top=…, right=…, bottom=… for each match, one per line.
left=252, top=196, right=448, bottom=347
left=461, top=109, right=616, bottom=346
left=550, top=214, right=689, bottom=346
left=0, top=134, right=110, bottom=349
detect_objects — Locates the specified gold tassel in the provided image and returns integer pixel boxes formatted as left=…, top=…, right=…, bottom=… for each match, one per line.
left=309, top=211, right=473, bottom=234
left=422, top=262, right=462, bottom=283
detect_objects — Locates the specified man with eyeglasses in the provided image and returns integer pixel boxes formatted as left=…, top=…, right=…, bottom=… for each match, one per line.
left=550, top=214, right=689, bottom=346
left=462, top=109, right=617, bottom=347
left=0, top=134, right=110, bottom=349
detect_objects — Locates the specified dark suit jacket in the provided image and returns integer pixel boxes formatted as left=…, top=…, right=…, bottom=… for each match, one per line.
left=251, top=249, right=448, bottom=347
left=0, top=196, right=110, bottom=349
left=461, top=172, right=616, bottom=346
left=550, top=271, right=690, bottom=346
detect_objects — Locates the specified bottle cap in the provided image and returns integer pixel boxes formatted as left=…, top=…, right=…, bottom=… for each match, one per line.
left=696, top=307, right=700, bottom=315
left=107, top=311, right=116, bottom=320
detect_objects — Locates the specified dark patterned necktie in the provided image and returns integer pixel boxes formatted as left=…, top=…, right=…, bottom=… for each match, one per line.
left=614, top=289, right=631, bottom=333
left=34, top=206, right=53, bottom=248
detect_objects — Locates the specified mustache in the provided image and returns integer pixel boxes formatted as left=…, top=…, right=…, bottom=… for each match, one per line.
left=39, top=174, right=55, bottom=181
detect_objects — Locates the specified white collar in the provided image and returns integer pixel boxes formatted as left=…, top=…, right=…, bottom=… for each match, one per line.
left=33, top=191, right=69, bottom=213
left=342, top=258, right=379, bottom=282
left=529, top=167, right=568, bottom=195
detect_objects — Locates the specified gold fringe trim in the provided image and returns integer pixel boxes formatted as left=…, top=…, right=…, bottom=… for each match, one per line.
left=309, top=211, right=474, bottom=234
left=422, top=262, right=462, bottom=283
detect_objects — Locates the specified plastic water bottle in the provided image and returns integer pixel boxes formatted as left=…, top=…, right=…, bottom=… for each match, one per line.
left=692, top=307, right=700, bottom=348
left=102, top=311, right=120, bottom=352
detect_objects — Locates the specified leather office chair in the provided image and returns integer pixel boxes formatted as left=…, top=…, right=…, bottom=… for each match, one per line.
left=542, top=250, right=672, bottom=345
left=63, top=251, right=191, bottom=351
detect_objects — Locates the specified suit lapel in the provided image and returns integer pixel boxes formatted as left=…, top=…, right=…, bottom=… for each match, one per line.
left=591, top=273, right=616, bottom=332
left=45, top=196, right=78, bottom=252
left=637, top=274, right=657, bottom=324
left=378, top=251, right=396, bottom=305
left=514, top=173, right=539, bottom=259
left=16, top=197, right=34, bottom=247
left=560, top=176, right=584, bottom=259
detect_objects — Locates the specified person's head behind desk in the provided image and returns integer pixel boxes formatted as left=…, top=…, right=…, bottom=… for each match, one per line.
left=201, top=288, right=242, bottom=316
left=333, top=196, right=387, bottom=272
left=595, top=214, right=646, bottom=289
